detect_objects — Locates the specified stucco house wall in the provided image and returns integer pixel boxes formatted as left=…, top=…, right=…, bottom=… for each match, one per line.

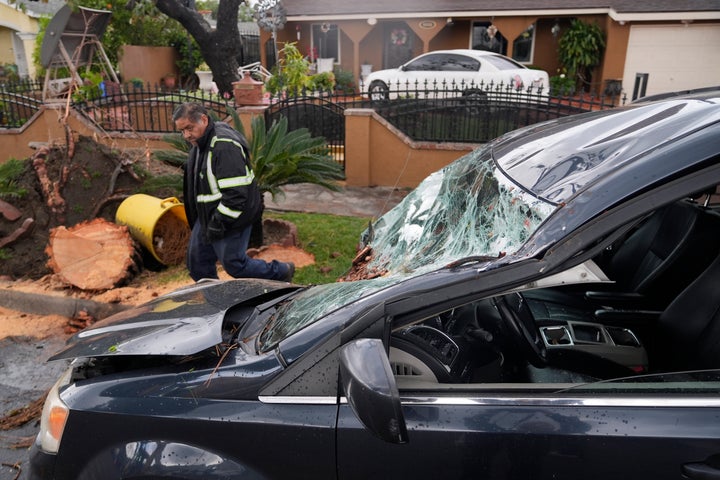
left=0, top=0, right=64, bottom=79
left=266, top=1, right=720, bottom=98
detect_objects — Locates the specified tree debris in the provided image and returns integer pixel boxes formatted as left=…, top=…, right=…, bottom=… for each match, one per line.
left=338, top=245, right=388, bottom=281
left=0, top=218, right=35, bottom=249
left=0, top=391, right=47, bottom=431
left=32, top=145, right=67, bottom=224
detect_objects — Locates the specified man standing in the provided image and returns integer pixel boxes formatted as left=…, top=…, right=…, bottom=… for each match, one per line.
left=173, top=102, right=294, bottom=282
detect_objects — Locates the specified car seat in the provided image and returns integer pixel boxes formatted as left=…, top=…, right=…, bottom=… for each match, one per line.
left=525, top=198, right=720, bottom=324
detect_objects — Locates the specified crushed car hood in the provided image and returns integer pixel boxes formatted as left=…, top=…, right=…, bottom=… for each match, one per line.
left=50, top=279, right=292, bottom=361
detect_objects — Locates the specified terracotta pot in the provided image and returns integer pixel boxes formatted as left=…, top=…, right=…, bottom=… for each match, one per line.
left=232, top=76, right=266, bottom=105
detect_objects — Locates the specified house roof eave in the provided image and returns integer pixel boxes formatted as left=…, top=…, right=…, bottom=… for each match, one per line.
left=287, top=7, right=720, bottom=23
left=609, top=9, right=720, bottom=22
left=287, top=8, right=614, bottom=22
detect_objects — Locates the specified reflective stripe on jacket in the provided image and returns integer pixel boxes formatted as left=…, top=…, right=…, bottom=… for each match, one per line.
left=183, top=120, right=261, bottom=239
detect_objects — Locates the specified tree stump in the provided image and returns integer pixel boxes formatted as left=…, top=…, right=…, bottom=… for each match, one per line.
left=46, top=218, right=140, bottom=290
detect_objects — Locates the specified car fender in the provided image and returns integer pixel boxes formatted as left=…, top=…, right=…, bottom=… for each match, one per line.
left=74, top=440, right=266, bottom=480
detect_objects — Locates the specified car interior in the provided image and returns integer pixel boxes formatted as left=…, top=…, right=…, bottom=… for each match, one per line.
left=388, top=188, right=720, bottom=388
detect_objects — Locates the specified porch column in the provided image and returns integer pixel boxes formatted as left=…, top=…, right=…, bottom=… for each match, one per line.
left=490, top=17, right=539, bottom=59
left=338, top=22, right=374, bottom=85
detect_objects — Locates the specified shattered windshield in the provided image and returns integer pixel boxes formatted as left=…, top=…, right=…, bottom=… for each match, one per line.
left=259, top=146, right=555, bottom=351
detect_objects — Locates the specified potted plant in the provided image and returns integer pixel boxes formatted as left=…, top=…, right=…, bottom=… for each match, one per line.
left=195, top=62, right=216, bottom=92
left=265, top=42, right=312, bottom=97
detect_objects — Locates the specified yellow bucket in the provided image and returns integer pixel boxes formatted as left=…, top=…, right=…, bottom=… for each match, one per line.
left=115, top=194, right=190, bottom=265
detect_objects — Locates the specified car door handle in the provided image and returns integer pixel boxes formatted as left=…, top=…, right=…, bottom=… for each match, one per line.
left=683, top=462, right=720, bottom=479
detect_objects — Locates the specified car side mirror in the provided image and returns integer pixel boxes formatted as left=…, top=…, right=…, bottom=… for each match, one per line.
left=339, top=338, right=408, bottom=444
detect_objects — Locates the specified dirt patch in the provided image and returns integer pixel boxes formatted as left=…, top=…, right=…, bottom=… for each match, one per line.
left=1, top=135, right=181, bottom=280
left=249, top=244, right=315, bottom=267
left=0, top=134, right=316, bottom=335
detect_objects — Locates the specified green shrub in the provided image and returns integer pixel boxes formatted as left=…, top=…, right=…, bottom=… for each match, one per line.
left=333, top=68, right=357, bottom=93
left=0, top=158, right=28, bottom=200
left=309, top=71, right=336, bottom=91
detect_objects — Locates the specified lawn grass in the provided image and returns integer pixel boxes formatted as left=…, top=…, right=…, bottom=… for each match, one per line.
left=151, top=211, right=371, bottom=286
left=265, top=211, right=371, bottom=285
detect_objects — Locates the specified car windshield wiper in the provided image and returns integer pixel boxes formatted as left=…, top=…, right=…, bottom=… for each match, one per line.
left=444, top=253, right=506, bottom=269
left=236, top=287, right=309, bottom=353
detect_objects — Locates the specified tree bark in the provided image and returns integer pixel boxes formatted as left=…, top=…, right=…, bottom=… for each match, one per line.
left=154, top=0, right=243, bottom=95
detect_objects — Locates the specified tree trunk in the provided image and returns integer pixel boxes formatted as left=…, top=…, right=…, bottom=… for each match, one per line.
left=154, top=0, right=243, bottom=95
left=46, top=218, right=141, bottom=290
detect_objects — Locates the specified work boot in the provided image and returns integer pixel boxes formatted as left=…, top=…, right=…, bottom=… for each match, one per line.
left=281, top=262, right=295, bottom=282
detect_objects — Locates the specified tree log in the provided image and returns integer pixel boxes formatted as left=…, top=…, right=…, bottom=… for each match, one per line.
left=46, top=218, right=141, bottom=290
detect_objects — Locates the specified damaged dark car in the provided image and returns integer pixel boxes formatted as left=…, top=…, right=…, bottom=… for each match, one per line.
left=31, top=89, right=720, bottom=480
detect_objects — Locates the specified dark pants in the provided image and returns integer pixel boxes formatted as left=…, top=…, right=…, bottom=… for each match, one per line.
left=187, top=220, right=287, bottom=282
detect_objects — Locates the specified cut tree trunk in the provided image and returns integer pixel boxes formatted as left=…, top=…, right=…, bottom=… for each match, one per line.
left=46, top=218, right=141, bottom=290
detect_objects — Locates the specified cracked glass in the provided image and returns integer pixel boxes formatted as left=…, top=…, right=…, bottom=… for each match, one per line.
left=259, top=146, right=555, bottom=351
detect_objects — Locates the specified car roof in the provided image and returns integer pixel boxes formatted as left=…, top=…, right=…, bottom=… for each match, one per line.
left=499, top=89, right=720, bottom=258
left=494, top=91, right=720, bottom=206
left=416, top=49, right=507, bottom=59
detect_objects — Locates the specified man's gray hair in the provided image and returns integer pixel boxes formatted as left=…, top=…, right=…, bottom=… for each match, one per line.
left=172, top=102, right=208, bottom=123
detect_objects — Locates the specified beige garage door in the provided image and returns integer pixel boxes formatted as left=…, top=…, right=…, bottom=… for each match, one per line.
left=622, top=24, right=720, bottom=98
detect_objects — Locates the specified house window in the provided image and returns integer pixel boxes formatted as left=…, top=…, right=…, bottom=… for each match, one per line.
left=311, top=23, right=340, bottom=62
left=512, top=24, right=536, bottom=63
left=471, top=22, right=507, bottom=55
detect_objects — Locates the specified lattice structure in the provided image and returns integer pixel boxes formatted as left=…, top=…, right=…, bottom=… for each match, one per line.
left=40, top=5, right=117, bottom=103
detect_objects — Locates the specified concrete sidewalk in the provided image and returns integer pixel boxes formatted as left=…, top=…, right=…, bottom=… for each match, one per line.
left=264, top=183, right=410, bottom=219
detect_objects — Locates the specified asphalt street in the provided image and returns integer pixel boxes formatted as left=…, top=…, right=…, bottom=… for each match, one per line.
left=1, top=336, right=69, bottom=480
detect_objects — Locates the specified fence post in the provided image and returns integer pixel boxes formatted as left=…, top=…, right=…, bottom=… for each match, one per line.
left=344, top=109, right=373, bottom=187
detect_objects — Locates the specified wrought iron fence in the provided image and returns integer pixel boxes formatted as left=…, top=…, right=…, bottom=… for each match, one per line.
left=265, top=93, right=358, bottom=166
left=70, top=82, right=233, bottom=133
left=1, top=79, right=627, bottom=169
left=0, top=79, right=44, bottom=128
left=355, top=79, right=627, bottom=143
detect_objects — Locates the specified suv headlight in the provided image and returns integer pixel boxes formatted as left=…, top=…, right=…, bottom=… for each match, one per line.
left=37, top=366, right=72, bottom=453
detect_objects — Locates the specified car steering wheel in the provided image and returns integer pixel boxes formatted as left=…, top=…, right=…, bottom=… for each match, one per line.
left=493, top=293, right=547, bottom=367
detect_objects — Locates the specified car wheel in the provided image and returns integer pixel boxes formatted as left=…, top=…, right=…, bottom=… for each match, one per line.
left=368, top=80, right=390, bottom=101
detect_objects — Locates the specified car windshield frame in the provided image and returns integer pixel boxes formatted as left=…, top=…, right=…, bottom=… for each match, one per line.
left=257, top=146, right=556, bottom=352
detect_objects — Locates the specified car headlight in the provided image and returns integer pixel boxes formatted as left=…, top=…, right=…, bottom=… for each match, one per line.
left=38, top=366, right=72, bottom=453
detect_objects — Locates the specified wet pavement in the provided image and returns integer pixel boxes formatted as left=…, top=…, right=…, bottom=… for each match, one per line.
left=1, top=336, right=68, bottom=480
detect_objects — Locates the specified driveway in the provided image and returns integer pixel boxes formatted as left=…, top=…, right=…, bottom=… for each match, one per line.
left=1, top=334, right=69, bottom=480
